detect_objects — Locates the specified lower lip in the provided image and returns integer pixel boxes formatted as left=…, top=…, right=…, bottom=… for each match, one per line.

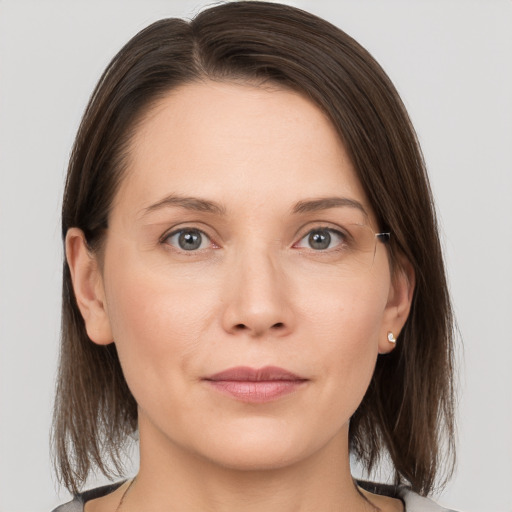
left=205, top=380, right=306, bottom=403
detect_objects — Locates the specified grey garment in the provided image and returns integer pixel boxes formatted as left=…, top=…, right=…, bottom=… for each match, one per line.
left=52, top=481, right=459, bottom=512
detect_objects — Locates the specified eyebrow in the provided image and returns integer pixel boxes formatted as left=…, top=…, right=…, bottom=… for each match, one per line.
left=141, top=194, right=226, bottom=217
left=140, top=194, right=367, bottom=218
left=292, top=197, right=368, bottom=216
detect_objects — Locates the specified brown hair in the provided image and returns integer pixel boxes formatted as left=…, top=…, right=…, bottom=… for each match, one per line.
left=53, top=1, right=456, bottom=496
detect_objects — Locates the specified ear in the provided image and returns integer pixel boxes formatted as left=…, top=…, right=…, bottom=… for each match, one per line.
left=378, top=256, right=415, bottom=354
left=65, top=227, right=113, bottom=345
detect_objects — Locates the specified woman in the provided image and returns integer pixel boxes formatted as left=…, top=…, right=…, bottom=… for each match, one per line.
left=52, top=2, right=458, bottom=511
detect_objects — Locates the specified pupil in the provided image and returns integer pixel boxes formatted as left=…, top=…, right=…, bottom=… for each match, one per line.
left=178, top=230, right=202, bottom=250
left=309, top=230, right=331, bottom=250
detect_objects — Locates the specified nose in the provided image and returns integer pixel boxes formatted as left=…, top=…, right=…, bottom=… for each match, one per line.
left=221, top=247, right=295, bottom=338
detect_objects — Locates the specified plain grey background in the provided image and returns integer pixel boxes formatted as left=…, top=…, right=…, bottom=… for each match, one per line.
left=0, top=1, right=511, bottom=511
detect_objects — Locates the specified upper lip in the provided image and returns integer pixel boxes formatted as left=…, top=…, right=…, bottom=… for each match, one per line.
left=204, top=366, right=307, bottom=382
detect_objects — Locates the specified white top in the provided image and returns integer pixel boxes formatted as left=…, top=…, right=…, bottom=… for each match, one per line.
left=399, top=487, right=458, bottom=511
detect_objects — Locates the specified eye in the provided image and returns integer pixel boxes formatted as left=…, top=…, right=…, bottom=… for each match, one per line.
left=163, top=228, right=211, bottom=251
left=295, top=228, right=346, bottom=251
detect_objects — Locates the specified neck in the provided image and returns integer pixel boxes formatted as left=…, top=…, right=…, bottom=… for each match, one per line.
left=124, top=415, right=377, bottom=512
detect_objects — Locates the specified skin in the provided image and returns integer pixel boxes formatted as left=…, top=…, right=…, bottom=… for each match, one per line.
left=67, top=81, right=413, bottom=512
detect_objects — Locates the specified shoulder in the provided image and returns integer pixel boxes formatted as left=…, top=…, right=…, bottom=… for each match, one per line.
left=52, top=499, right=83, bottom=512
left=397, top=487, right=460, bottom=512
left=53, top=480, right=461, bottom=512
left=358, top=481, right=461, bottom=512
left=51, top=482, right=125, bottom=512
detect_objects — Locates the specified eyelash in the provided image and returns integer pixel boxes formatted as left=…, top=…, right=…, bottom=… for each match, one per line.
left=160, top=226, right=349, bottom=253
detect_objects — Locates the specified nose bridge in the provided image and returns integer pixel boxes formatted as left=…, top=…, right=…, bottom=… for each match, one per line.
left=222, top=241, right=293, bottom=337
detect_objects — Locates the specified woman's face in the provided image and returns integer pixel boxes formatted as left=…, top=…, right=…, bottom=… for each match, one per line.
left=70, top=81, right=411, bottom=471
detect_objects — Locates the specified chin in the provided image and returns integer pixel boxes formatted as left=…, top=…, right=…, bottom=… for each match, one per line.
left=185, top=418, right=334, bottom=472
left=202, top=442, right=308, bottom=472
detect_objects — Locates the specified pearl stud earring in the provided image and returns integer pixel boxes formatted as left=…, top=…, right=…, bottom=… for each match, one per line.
left=387, top=332, right=396, bottom=343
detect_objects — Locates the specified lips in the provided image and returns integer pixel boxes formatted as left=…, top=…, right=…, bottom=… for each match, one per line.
left=203, top=366, right=308, bottom=403
left=206, top=366, right=305, bottom=382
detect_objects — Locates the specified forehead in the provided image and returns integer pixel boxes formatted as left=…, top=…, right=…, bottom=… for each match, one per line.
left=114, top=80, right=371, bottom=220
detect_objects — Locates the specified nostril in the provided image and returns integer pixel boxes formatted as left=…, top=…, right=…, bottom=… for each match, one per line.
left=234, top=324, right=247, bottom=331
left=272, top=322, right=285, bottom=329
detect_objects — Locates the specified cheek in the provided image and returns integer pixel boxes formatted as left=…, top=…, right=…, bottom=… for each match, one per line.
left=297, top=270, right=390, bottom=407
left=102, top=256, right=219, bottom=404
left=300, top=265, right=389, bottom=346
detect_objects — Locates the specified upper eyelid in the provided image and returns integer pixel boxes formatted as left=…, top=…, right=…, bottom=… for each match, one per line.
left=293, top=223, right=348, bottom=242
left=160, top=225, right=214, bottom=243
left=301, top=225, right=346, bottom=235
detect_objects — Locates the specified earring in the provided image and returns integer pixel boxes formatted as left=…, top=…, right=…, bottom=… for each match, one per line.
left=387, top=332, right=396, bottom=343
